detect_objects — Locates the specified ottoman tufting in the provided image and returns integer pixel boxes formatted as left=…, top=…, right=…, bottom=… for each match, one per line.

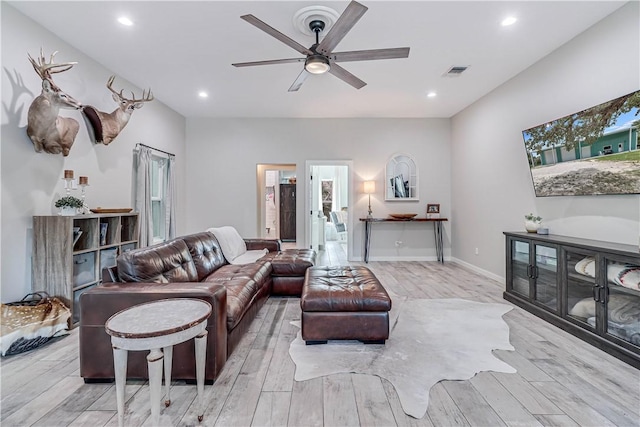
left=300, top=266, right=392, bottom=344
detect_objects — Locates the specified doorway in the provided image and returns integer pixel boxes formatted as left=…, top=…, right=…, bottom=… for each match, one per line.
left=306, top=161, right=352, bottom=259
left=257, top=164, right=296, bottom=241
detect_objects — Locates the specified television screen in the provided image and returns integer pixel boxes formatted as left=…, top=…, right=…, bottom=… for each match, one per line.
left=522, top=89, right=640, bottom=196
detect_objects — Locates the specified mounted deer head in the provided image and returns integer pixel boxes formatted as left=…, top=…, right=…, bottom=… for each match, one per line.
left=26, top=48, right=82, bottom=157
left=82, top=75, right=154, bottom=145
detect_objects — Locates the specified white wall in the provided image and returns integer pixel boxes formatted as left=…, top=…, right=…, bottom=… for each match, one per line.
left=185, top=118, right=451, bottom=261
left=1, top=4, right=187, bottom=302
left=451, top=2, right=640, bottom=279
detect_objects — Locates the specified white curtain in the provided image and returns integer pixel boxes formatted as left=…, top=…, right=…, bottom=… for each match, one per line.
left=164, top=155, right=177, bottom=240
left=133, top=146, right=153, bottom=247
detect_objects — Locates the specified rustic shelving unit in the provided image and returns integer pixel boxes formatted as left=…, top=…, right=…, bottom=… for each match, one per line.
left=32, top=213, right=139, bottom=326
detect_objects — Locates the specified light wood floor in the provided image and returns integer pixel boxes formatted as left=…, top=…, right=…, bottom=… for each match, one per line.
left=1, top=241, right=639, bottom=426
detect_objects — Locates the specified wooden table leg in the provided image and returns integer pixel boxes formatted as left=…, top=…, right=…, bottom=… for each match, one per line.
left=112, top=346, right=128, bottom=427
left=147, top=348, right=164, bottom=426
left=163, top=345, right=173, bottom=407
left=194, top=330, right=208, bottom=422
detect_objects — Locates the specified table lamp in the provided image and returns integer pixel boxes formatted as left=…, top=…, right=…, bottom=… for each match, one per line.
left=363, top=181, right=376, bottom=218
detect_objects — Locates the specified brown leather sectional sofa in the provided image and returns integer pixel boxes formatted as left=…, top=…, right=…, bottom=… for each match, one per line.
left=79, top=231, right=315, bottom=384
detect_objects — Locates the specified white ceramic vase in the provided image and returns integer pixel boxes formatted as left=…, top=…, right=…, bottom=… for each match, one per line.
left=525, top=220, right=541, bottom=233
left=59, top=207, right=78, bottom=216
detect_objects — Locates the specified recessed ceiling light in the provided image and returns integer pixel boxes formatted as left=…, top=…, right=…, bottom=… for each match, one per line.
left=501, top=16, right=517, bottom=26
left=427, top=92, right=437, bottom=98
left=117, top=16, right=134, bottom=26
left=198, top=91, right=209, bottom=98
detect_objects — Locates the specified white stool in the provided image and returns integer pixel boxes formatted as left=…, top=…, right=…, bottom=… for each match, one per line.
left=105, top=298, right=212, bottom=426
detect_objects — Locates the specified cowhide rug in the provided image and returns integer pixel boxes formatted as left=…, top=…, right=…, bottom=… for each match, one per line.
left=289, top=298, right=516, bottom=419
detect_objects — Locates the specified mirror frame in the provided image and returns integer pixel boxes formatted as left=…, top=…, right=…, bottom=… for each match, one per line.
left=385, top=153, right=418, bottom=201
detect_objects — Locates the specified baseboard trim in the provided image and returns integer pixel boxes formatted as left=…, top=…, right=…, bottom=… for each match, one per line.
left=450, top=257, right=504, bottom=284
left=352, top=256, right=447, bottom=262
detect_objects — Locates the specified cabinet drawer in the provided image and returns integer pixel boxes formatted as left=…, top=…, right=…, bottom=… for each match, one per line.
left=100, top=248, right=118, bottom=271
left=121, top=242, right=136, bottom=253
left=73, top=252, right=96, bottom=287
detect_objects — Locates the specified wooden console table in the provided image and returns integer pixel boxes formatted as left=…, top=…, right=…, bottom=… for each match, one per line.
left=359, top=217, right=448, bottom=263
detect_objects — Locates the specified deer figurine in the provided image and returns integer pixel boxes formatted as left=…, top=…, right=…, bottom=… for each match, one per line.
left=26, top=49, right=82, bottom=157
left=82, top=75, right=154, bottom=145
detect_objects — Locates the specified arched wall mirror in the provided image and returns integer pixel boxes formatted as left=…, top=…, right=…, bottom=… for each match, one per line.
left=385, top=153, right=418, bottom=201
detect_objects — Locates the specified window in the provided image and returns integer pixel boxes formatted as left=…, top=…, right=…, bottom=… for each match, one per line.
left=151, top=155, right=168, bottom=243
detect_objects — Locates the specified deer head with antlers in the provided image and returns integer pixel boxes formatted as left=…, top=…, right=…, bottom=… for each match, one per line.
left=26, top=49, right=82, bottom=157
left=82, top=75, right=154, bottom=145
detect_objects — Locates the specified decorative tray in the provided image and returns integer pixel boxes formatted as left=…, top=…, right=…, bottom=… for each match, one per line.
left=90, top=208, right=133, bottom=213
left=389, top=213, right=417, bottom=219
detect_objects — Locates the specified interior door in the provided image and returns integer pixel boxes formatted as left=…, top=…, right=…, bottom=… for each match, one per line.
left=305, top=161, right=352, bottom=259
left=279, top=184, right=296, bottom=241
left=256, top=164, right=295, bottom=239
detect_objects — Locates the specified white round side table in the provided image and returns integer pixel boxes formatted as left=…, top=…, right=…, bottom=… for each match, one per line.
left=105, top=298, right=212, bottom=427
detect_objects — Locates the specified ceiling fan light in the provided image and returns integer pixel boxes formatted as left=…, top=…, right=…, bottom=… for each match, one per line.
left=305, top=55, right=330, bottom=74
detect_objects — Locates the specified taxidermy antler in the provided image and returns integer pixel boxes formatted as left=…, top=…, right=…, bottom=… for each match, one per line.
left=26, top=49, right=82, bottom=157
left=82, top=75, right=154, bottom=145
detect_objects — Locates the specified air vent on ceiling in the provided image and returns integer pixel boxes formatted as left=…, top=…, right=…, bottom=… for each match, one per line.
left=443, top=66, right=469, bottom=77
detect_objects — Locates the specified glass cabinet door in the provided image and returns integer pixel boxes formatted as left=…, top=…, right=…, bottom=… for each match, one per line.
left=509, top=239, right=530, bottom=298
left=604, top=257, right=640, bottom=349
left=565, top=250, right=598, bottom=331
left=533, top=244, right=558, bottom=311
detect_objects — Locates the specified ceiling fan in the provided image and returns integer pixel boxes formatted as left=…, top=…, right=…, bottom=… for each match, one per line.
left=232, top=1, right=410, bottom=92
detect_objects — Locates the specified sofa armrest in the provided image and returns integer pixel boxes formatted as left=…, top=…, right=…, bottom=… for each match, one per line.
left=79, top=282, right=228, bottom=382
left=244, top=238, right=281, bottom=252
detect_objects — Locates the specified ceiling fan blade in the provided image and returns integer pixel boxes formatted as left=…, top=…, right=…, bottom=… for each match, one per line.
left=233, top=58, right=305, bottom=67
left=288, top=69, right=310, bottom=92
left=241, top=15, right=312, bottom=56
left=331, top=47, right=410, bottom=63
left=317, top=1, right=368, bottom=55
left=328, top=63, right=366, bottom=89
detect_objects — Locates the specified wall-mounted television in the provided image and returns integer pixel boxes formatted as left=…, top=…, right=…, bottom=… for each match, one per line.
left=522, top=89, right=640, bottom=197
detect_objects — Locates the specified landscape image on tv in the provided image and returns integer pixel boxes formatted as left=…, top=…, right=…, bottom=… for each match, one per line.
left=522, top=89, right=640, bottom=197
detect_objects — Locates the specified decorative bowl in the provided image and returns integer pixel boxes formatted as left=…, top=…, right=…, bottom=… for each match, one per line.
left=90, top=208, right=133, bottom=213
left=389, top=213, right=417, bottom=219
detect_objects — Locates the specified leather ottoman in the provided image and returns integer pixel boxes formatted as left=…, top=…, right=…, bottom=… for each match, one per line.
left=300, top=266, right=392, bottom=344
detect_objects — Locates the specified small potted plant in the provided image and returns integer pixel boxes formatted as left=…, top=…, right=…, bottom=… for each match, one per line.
left=55, top=196, right=84, bottom=216
left=524, top=213, right=542, bottom=233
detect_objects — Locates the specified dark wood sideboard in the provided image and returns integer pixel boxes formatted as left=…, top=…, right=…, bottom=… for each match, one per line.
left=504, top=231, right=640, bottom=368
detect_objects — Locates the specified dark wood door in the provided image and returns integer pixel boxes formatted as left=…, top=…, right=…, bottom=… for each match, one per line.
left=279, top=184, right=296, bottom=241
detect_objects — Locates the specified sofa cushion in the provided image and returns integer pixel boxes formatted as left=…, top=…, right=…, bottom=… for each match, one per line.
left=117, top=239, right=198, bottom=283
left=182, top=232, right=227, bottom=281
left=202, top=276, right=259, bottom=330
left=208, top=226, right=247, bottom=262
left=205, top=262, right=273, bottom=288
left=231, top=249, right=269, bottom=265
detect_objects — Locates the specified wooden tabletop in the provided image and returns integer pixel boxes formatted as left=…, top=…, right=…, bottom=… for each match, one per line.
left=359, top=217, right=448, bottom=222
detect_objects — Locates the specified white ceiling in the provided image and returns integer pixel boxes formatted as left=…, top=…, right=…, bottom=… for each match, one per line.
left=9, top=1, right=626, bottom=119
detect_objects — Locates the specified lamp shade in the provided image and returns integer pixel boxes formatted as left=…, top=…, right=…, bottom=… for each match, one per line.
left=363, top=181, right=376, bottom=194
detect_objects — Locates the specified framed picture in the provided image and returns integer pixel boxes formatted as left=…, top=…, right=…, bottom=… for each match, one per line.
left=427, top=204, right=440, bottom=213
left=426, top=204, right=440, bottom=218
